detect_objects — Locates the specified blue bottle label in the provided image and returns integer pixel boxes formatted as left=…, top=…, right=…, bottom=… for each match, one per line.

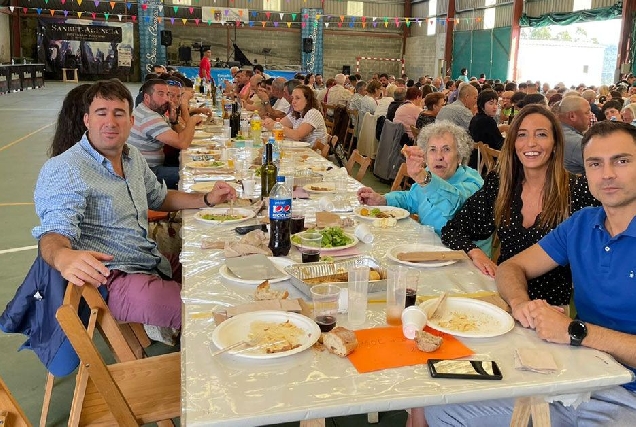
left=269, top=198, right=292, bottom=220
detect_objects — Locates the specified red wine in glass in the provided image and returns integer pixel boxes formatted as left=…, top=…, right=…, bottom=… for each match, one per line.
left=315, top=315, right=336, bottom=332
left=405, top=288, right=417, bottom=307
left=302, top=251, right=320, bottom=263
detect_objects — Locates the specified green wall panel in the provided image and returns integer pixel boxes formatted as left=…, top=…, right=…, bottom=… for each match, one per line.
left=451, top=27, right=511, bottom=81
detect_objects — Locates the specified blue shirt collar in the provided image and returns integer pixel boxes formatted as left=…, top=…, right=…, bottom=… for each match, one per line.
left=591, top=207, right=636, bottom=237
left=79, top=133, right=131, bottom=165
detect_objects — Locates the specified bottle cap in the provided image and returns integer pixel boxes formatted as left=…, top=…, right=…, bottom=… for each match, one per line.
left=268, top=137, right=275, bottom=143
left=276, top=176, right=285, bottom=183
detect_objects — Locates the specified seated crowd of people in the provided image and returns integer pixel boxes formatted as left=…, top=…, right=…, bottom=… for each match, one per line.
left=5, top=62, right=636, bottom=426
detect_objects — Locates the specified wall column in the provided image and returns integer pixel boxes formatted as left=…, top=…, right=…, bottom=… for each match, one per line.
left=443, top=0, right=455, bottom=77
left=509, top=0, right=523, bottom=81
left=10, top=0, right=21, bottom=58
left=617, top=0, right=636, bottom=78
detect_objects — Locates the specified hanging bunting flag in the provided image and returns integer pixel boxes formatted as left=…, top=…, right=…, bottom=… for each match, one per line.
left=195, top=18, right=200, bottom=24
left=455, top=18, right=459, bottom=24
left=265, top=11, right=271, bottom=19
left=64, top=10, right=69, bottom=16
left=235, top=20, right=240, bottom=26
left=173, top=6, right=178, bottom=12
left=348, top=21, right=353, bottom=28
left=181, top=18, right=187, bottom=24
left=110, top=1, right=115, bottom=9
left=315, top=14, right=320, bottom=19
left=170, top=16, right=175, bottom=24
left=249, top=21, right=253, bottom=26
left=372, top=22, right=377, bottom=27
left=362, top=22, right=366, bottom=28
left=77, top=11, right=83, bottom=17
left=361, top=16, right=366, bottom=22
left=405, top=18, right=409, bottom=24
left=61, top=0, right=66, bottom=4
left=286, top=22, right=291, bottom=27
left=77, top=0, right=83, bottom=5
left=23, top=7, right=28, bottom=13
left=314, top=21, right=318, bottom=27
left=291, top=13, right=296, bottom=20
left=117, top=13, right=122, bottom=20
left=91, top=11, right=96, bottom=18
left=394, top=17, right=399, bottom=26
left=238, top=9, right=243, bottom=16
left=131, top=14, right=137, bottom=21
left=273, top=21, right=278, bottom=27
left=476, top=17, right=482, bottom=22
left=261, top=21, right=266, bottom=27
left=36, top=8, right=42, bottom=14
left=279, top=13, right=284, bottom=20
left=251, top=11, right=257, bottom=17
left=301, top=21, right=306, bottom=28
left=44, top=0, right=48, bottom=3
left=384, top=21, right=388, bottom=27
left=49, top=9, right=55, bottom=16
left=104, top=12, right=109, bottom=20
left=126, top=2, right=131, bottom=9
left=303, top=13, right=308, bottom=19
left=141, top=4, right=147, bottom=10
left=372, top=17, right=376, bottom=22
left=9, top=5, right=14, bottom=11
left=325, top=22, right=329, bottom=27
left=157, top=16, right=162, bottom=23
left=158, top=5, right=163, bottom=12
left=188, top=7, right=194, bottom=14
left=144, top=15, right=149, bottom=22
left=337, top=22, right=342, bottom=27
left=339, top=15, right=344, bottom=22
left=93, top=0, right=99, bottom=7
left=224, top=9, right=229, bottom=15
left=207, top=19, right=212, bottom=24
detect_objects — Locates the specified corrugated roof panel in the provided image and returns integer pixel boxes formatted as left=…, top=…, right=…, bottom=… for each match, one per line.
left=525, top=0, right=575, bottom=16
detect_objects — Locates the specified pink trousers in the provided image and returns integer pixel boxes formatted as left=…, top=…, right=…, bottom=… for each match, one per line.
left=105, top=254, right=182, bottom=329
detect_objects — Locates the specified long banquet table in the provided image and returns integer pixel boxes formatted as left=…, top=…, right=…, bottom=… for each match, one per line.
left=178, top=145, right=633, bottom=426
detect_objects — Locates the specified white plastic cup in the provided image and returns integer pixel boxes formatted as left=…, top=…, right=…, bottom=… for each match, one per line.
left=348, top=266, right=369, bottom=326
left=242, top=178, right=256, bottom=196
left=401, top=306, right=428, bottom=339
left=318, top=196, right=335, bottom=212
left=386, top=265, right=406, bottom=326
left=354, top=224, right=374, bottom=244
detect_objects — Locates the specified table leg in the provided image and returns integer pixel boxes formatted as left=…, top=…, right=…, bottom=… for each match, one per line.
left=300, top=419, right=325, bottom=427
left=510, top=397, right=531, bottom=427
left=510, top=397, right=550, bottom=427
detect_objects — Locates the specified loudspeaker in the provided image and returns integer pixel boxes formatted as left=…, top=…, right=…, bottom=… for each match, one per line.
left=178, top=46, right=191, bottom=62
left=342, top=65, right=351, bottom=75
left=302, top=38, right=313, bottom=54
left=161, top=30, right=172, bottom=47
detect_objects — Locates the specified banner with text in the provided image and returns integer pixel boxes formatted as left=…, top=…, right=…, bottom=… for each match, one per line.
left=201, top=7, right=249, bottom=24
left=139, top=0, right=166, bottom=77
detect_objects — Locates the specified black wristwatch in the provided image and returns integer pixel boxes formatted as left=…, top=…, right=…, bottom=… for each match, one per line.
left=203, top=193, right=214, bottom=207
left=568, top=320, right=587, bottom=346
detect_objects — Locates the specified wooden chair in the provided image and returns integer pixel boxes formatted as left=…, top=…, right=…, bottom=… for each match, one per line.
left=321, top=102, right=337, bottom=134
left=344, top=109, right=358, bottom=156
left=410, top=125, right=421, bottom=141
left=55, top=284, right=179, bottom=426
left=391, top=162, right=411, bottom=191
left=40, top=285, right=152, bottom=427
left=345, top=149, right=372, bottom=182
left=0, top=375, right=30, bottom=427
left=475, top=142, right=500, bottom=176
left=314, top=139, right=330, bottom=158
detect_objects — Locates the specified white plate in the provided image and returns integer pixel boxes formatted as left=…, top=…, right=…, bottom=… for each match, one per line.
left=303, top=183, right=336, bottom=193
left=281, top=140, right=311, bottom=148
left=219, top=257, right=292, bottom=284
left=190, top=139, right=216, bottom=147
left=193, top=130, right=215, bottom=139
left=193, top=174, right=236, bottom=182
left=211, top=311, right=321, bottom=359
left=185, top=160, right=227, bottom=170
left=386, top=243, right=457, bottom=268
left=185, top=148, right=221, bottom=156
left=190, top=182, right=240, bottom=193
left=291, top=231, right=359, bottom=252
left=354, top=206, right=410, bottom=221
left=194, top=208, right=255, bottom=224
left=420, top=297, right=515, bottom=338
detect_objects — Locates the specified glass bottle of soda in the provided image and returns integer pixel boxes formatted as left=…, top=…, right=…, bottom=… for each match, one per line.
left=229, top=101, right=240, bottom=138
left=268, top=176, right=291, bottom=256
left=261, top=142, right=277, bottom=199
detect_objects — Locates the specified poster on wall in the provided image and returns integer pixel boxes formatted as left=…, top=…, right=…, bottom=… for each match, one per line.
left=201, top=7, right=249, bottom=24
left=37, top=19, right=134, bottom=77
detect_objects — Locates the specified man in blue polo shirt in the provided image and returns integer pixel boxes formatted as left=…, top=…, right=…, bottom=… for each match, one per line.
left=425, top=120, right=636, bottom=426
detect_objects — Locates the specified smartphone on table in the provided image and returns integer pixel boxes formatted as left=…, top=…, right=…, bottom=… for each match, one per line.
left=427, top=359, right=502, bottom=380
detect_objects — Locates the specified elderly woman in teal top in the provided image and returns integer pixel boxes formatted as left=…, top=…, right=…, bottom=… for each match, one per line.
left=357, top=121, right=490, bottom=254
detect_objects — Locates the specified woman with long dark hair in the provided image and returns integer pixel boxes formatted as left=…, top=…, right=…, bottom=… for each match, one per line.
left=48, top=83, right=92, bottom=157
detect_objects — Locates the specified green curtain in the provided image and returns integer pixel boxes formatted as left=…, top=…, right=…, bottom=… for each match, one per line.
left=520, top=3, right=622, bottom=27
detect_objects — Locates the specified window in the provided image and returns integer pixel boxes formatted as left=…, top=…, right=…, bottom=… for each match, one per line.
left=428, top=0, right=437, bottom=17
left=266, top=0, right=281, bottom=12
left=483, top=0, right=496, bottom=29
left=427, top=18, right=436, bottom=36
left=573, top=0, right=592, bottom=12
left=347, top=1, right=363, bottom=17
left=180, top=0, right=191, bottom=5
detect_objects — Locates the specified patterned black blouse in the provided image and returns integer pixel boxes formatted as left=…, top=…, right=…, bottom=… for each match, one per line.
left=441, top=171, right=600, bottom=305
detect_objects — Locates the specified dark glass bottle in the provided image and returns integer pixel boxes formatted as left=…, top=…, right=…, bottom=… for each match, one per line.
left=230, top=102, right=240, bottom=138
left=507, top=106, right=515, bottom=125
left=261, top=143, right=277, bottom=199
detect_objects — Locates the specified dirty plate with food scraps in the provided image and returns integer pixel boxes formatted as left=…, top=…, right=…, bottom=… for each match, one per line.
left=185, top=160, right=227, bottom=170
left=211, top=311, right=321, bottom=359
left=386, top=243, right=457, bottom=268
left=303, top=183, right=336, bottom=193
left=291, top=230, right=359, bottom=252
left=419, top=297, right=514, bottom=338
left=353, top=206, right=410, bottom=221
left=189, top=181, right=240, bottom=193
left=194, top=208, right=255, bottom=224
left=219, top=257, right=293, bottom=285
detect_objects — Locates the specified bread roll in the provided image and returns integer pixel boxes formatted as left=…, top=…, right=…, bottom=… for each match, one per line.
left=414, top=330, right=443, bottom=352
left=254, top=280, right=289, bottom=301
left=369, top=270, right=381, bottom=281
left=323, top=327, right=358, bottom=357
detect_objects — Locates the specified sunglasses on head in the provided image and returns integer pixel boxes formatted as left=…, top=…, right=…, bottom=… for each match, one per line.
left=166, top=80, right=182, bottom=88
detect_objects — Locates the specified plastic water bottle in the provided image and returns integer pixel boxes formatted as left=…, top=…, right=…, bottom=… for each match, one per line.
left=251, top=111, right=262, bottom=146
left=272, top=119, right=284, bottom=144
left=268, top=176, right=291, bottom=256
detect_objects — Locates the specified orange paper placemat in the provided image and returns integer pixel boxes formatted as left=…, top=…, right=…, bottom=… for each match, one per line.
left=348, top=326, right=474, bottom=373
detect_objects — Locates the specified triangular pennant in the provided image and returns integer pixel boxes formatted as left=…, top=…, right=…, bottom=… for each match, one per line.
left=158, top=5, right=163, bottom=12
left=337, top=22, right=342, bottom=27
left=314, top=21, right=318, bottom=27
left=372, top=17, right=376, bottom=22
left=273, top=21, right=278, bottom=27
left=49, top=9, right=55, bottom=15
left=130, top=14, right=136, bottom=21
left=110, top=1, right=115, bottom=9
left=144, top=15, right=150, bottom=23
left=301, top=22, right=306, bottom=28
left=250, top=11, right=256, bottom=17
left=361, top=16, right=366, bottom=22
left=64, top=10, right=69, bottom=16
left=303, top=13, right=308, bottom=19
left=406, top=21, right=411, bottom=27
left=325, top=22, right=329, bottom=27
left=77, top=0, right=82, bottom=5
left=93, top=0, right=99, bottom=6
left=287, top=22, right=291, bottom=27
left=372, top=22, right=377, bottom=27
left=44, top=0, right=48, bottom=3
left=248, top=21, right=253, bottom=26
left=315, top=14, right=320, bottom=19
left=405, top=18, right=409, bottom=24
left=279, top=13, right=283, bottom=20
left=339, top=15, right=344, bottom=22
left=349, top=21, right=354, bottom=27
left=182, top=18, right=187, bottom=24
left=418, top=20, right=422, bottom=27
left=207, top=19, right=211, bottom=25
left=117, top=13, right=122, bottom=20
left=194, top=18, right=199, bottom=24
left=126, top=2, right=131, bottom=9
left=189, top=7, right=194, bottom=14
left=235, top=20, right=240, bottom=26
left=36, top=8, right=42, bottom=14
left=23, top=7, right=27, bottom=13
left=157, top=16, right=162, bottom=23
left=170, top=17, right=175, bottom=24
left=394, top=18, right=399, bottom=26
left=77, top=11, right=83, bottom=17
left=362, top=22, right=366, bottom=28
left=104, top=12, right=109, bottom=20
left=238, top=9, right=243, bottom=16
left=141, top=3, right=147, bottom=10
left=265, top=11, right=271, bottom=19
left=9, top=5, right=14, bottom=11
left=224, top=9, right=229, bottom=15
left=384, top=21, right=388, bottom=28
left=60, top=0, right=65, bottom=4
left=261, top=21, right=266, bottom=27
left=291, top=13, right=296, bottom=20
left=173, top=6, right=178, bottom=12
